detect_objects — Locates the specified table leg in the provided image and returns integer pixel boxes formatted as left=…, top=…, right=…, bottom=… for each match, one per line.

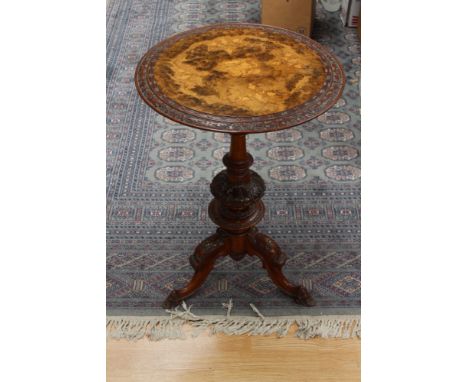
left=163, top=229, right=229, bottom=309
left=246, top=227, right=315, bottom=306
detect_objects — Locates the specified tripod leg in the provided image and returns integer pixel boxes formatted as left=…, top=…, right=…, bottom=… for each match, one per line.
left=162, top=229, right=229, bottom=309
left=246, top=228, right=315, bottom=306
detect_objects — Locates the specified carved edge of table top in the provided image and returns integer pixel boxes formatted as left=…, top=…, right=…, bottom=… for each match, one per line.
left=135, top=22, right=345, bottom=134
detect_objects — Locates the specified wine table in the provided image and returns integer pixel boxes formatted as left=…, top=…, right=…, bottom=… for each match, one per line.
left=135, top=23, right=345, bottom=308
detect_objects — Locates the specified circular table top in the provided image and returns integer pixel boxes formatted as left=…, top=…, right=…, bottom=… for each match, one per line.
left=135, top=23, right=345, bottom=134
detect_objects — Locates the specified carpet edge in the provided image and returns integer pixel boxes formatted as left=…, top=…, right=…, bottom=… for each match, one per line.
left=107, top=313, right=361, bottom=341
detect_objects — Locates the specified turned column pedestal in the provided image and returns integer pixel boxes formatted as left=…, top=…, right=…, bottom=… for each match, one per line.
left=163, top=134, right=314, bottom=308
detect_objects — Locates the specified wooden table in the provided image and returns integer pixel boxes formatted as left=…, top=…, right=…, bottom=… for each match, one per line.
left=135, top=23, right=345, bottom=308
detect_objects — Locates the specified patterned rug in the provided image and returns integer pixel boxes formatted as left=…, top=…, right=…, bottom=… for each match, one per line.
left=106, top=0, right=360, bottom=337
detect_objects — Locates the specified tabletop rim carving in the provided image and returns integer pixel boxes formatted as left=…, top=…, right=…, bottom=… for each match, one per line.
left=135, top=22, right=345, bottom=134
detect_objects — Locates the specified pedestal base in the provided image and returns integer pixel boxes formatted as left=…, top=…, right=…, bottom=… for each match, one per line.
left=163, top=134, right=315, bottom=309
left=163, top=227, right=315, bottom=309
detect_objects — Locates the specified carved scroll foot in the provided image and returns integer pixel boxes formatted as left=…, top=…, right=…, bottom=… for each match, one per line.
left=162, top=290, right=184, bottom=310
left=162, top=229, right=229, bottom=309
left=292, top=285, right=316, bottom=306
left=246, top=228, right=316, bottom=307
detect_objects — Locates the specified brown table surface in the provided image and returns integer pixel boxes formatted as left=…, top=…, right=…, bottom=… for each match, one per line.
left=135, top=23, right=345, bottom=134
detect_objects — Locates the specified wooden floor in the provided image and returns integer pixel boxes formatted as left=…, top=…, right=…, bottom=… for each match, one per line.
left=107, top=327, right=360, bottom=382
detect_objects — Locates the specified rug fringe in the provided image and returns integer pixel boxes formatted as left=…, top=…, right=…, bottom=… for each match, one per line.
left=107, top=301, right=360, bottom=341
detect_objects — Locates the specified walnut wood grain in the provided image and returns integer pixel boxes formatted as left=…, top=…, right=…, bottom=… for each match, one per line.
left=153, top=27, right=326, bottom=116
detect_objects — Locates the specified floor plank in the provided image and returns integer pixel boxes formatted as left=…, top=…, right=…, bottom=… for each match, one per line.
left=107, top=329, right=360, bottom=382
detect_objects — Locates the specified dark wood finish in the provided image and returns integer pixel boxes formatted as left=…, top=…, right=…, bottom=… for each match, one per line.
left=134, top=23, right=346, bottom=308
left=163, top=134, right=315, bottom=308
